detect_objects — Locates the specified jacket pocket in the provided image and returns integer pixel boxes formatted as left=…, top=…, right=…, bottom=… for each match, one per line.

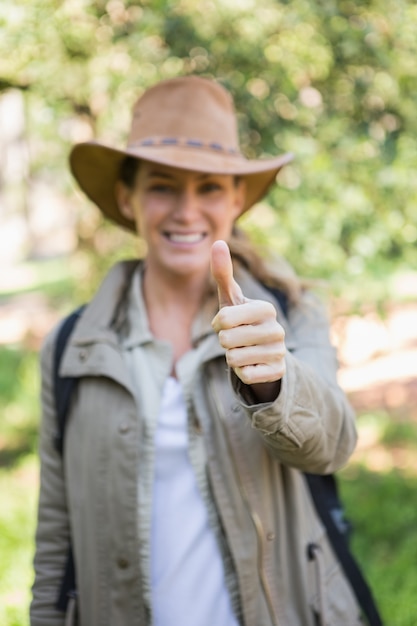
left=307, top=535, right=364, bottom=626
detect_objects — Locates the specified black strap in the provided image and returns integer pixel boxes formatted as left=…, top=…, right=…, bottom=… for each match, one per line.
left=305, top=473, right=383, bottom=625
left=265, top=285, right=289, bottom=318
left=56, top=545, right=76, bottom=611
left=53, top=306, right=85, bottom=611
left=53, top=306, right=85, bottom=455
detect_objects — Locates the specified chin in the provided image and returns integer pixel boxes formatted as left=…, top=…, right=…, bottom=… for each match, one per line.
left=164, top=257, right=209, bottom=279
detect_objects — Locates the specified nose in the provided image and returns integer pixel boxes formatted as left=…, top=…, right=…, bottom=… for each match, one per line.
left=174, top=186, right=199, bottom=220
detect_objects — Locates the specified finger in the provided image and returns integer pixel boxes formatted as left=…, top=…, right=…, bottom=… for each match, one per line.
left=234, top=362, right=286, bottom=386
left=211, top=240, right=245, bottom=308
left=225, top=344, right=286, bottom=370
left=218, top=321, right=285, bottom=350
left=214, top=299, right=278, bottom=330
left=212, top=299, right=279, bottom=335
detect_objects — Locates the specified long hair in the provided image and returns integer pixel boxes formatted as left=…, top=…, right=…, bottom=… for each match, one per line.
left=228, top=227, right=302, bottom=304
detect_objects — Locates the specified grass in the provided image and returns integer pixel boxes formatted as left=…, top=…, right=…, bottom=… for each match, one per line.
left=0, top=346, right=40, bottom=626
left=0, top=455, right=38, bottom=626
left=340, top=465, right=417, bottom=625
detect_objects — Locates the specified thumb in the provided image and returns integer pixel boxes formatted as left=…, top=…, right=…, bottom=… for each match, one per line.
left=211, top=240, right=245, bottom=307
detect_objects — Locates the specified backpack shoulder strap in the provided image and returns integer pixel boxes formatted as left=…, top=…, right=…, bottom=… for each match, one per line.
left=305, top=473, right=383, bottom=625
left=263, top=285, right=289, bottom=319
left=52, top=305, right=85, bottom=613
left=53, top=305, right=86, bottom=455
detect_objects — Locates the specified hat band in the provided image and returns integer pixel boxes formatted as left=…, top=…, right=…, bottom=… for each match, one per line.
left=128, top=136, right=241, bottom=156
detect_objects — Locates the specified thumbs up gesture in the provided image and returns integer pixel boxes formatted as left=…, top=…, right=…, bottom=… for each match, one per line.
left=211, top=240, right=286, bottom=399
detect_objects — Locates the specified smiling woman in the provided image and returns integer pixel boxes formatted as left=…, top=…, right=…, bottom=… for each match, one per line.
left=30, top=76, right=366, bottom=626
left=116, top=163, right=244, bottom=286
left=118, top=156, right=300, bottom=301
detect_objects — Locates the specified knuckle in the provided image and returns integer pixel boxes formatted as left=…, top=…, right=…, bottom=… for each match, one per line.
left=226, top=349, right=238, bottom=368
left=238, top=367, right=252, bottom=385
left=218, top=329, right=227, bottom=347
left=266, top=301, right=278, bottom=316
left=275, top=344, right=286, bottom=359
left=257, top=300, right=277, bottom=319
left=276, top=361, right=286, bottom=379
left=216, top=308, right=228, bottom=326
left=270, top=321, right=285, bottom=339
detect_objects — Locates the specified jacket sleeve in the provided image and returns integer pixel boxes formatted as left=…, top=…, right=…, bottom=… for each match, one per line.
left=30, top=327, right=68, bottom=626
left=233, top=290, right=357, bottom=474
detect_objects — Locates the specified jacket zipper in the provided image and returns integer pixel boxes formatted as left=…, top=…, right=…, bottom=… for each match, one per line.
left=209, top=377, right=280, bottom=626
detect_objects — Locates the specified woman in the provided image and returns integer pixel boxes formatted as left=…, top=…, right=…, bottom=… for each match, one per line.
left=31, top=76, right=361, bottom=626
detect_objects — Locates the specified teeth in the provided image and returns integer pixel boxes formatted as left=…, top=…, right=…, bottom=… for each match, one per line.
left=168, top=233, right=204, bottom=243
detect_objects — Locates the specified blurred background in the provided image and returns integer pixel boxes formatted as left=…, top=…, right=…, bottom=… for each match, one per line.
left=1, top=0, right=416, bottom=624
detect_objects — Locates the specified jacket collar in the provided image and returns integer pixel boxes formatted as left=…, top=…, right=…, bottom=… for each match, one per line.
left=59, top=261, right=138, bottom=389
left=121, top=265, right=219, bottom=350
left=59, top=258, right=295, bottom=383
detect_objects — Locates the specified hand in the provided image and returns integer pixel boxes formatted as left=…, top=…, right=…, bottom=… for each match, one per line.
left=211, top=240, right=286, bottom=399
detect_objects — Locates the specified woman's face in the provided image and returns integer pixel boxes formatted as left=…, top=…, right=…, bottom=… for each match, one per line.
left=118, top=161, right=245, bottom=282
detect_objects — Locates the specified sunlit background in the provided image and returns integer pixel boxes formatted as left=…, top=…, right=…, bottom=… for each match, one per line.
left=1, top=1, right=417, bottom=624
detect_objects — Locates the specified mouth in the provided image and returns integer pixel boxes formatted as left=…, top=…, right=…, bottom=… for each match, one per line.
left=164, top=232, right=207, bottom=244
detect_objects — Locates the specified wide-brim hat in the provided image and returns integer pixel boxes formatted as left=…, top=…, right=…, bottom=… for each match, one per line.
left=69, top=75, right=293, bottom=232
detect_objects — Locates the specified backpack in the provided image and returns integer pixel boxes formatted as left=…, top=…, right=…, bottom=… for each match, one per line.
left=52, top=296, right=383, bottom=626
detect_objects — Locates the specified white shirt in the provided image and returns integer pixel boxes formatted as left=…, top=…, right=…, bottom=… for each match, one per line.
left=151, top=376, right=239, bottom=626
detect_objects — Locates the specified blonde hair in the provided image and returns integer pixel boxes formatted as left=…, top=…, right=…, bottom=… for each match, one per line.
left=228, top=227, right=302, bottom=304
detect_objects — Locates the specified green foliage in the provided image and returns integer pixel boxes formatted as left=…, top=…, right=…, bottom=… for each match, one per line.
left=380, top=420, right=417, bottom=447
left=340, top=465, right=417, bottom=625
left=0, top=345, right=40, bottom=625
left=1, top=4, right=416, bottom=623
left=1, top=0, right=416, bottom=295
left=1, top=6, right=416, bottom=623
left=0, top=347, right=39, bottom=468
left=0, top=456, right=38, bottom=626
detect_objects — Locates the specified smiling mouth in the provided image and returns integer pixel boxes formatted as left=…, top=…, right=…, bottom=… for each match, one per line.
left=165, top=232, right=206, bottom=244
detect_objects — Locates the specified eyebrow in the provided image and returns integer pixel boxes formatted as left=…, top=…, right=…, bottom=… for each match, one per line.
left=147, top=170, right=217, bottom=181
left=147, top=171, right=173, bottom=179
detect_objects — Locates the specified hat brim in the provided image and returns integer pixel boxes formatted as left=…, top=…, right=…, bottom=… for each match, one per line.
left=69, top=141, right=293, bottom=232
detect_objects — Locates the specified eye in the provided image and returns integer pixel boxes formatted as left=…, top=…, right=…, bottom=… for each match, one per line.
left=200, top=181, right=222, bottom=193
left=149, top=182, right=175, bottom=194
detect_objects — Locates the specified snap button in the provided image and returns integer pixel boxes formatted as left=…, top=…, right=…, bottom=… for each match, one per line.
left=78, top=349, right=88, bottom=362
left=118, top=422, right=130, bottom=434
left=266, top=532, right=275, bottom=541
left=117, top=557, right=129, bottom=569
left=232, top=404, right=240, bottom=413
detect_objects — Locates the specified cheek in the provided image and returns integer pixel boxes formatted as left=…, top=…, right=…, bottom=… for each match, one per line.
left=213, top=198, right=240, bottom=230
left=135, top=198, right=164, bottom=232
left=210, top=215, right=235, bottom=243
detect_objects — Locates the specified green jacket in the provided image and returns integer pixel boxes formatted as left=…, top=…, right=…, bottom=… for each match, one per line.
left=31, top=260, right=360, bottom=626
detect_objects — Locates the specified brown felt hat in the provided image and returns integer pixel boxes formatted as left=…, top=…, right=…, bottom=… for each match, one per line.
left=69, top=75, right=293, bottom=232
